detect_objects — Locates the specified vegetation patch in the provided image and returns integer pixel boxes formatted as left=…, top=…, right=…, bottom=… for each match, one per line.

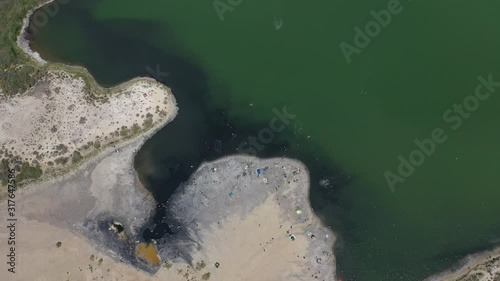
left=16, top=162, right=42, bottom=182
left=195, top=260, right=206, bottom=271
left=131, top=123, right=141, bottom=135
left=0, top=0, right=47, bottom=96
left=163, top=261, right=173, bottom=270
left=0, top=158, right=10, bottom=185
left=119, top=126, right=130, bottom=137
left=142, top=117, right=153, bottom=128
left=71, top=150, right=82, bottom=163
left=54, top=157, right=68, bottom=165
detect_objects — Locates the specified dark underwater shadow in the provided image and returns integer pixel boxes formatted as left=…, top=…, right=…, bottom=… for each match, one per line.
left=28, top=2, right=356, bottom=275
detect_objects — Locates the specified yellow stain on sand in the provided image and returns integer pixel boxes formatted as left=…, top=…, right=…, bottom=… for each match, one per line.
left=135, top=243, right=161, bottom=266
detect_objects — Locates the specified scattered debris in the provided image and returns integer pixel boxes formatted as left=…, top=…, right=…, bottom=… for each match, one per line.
left=163, top=261, right=173, bottom=269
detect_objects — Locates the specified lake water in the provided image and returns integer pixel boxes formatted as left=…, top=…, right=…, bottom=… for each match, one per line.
left=29, top=0, right=500, bottom=280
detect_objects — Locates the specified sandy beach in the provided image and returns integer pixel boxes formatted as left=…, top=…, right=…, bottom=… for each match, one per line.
left=0, top=153, right=336, bottom=281
left=424, top=248, right=500, bottom=281
left=162, top=156, right=337, bottom=281
left=0, top=68, right=177, bottom=193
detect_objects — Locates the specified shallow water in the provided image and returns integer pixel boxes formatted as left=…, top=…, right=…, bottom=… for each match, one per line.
left=29, top=0, right=500, bottom=280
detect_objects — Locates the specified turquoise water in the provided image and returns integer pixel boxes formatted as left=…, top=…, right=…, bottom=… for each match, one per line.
left=29, top=0, right=500, bottom=280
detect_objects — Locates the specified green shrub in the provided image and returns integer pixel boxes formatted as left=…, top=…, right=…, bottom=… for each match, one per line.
left=0, top=0, right=47, bottom=96
left=17, top=162, right=42, bottom=182
left=54, top=157, right=68, bottom=165
left=195, top=261, right=206, bottom=271
left=71, top=151, right=82, bottom=163
left=142, top=117, right=153, bottom=128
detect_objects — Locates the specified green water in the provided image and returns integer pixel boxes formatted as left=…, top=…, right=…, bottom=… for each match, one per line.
left=30, top=0, right=500, bottom=280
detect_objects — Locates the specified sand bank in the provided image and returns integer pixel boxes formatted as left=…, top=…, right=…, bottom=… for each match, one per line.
left=0, top=68, right=177, bottom=192
left=0, top=153, right=336, bottom=281
left=161, top=156, right=337, bottom=281
left=2, top=0, right=178, bottom=192
left=425, top=247, right=500, bottom=281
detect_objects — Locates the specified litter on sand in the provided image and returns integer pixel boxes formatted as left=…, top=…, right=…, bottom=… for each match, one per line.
left=257, top=169, right=261, bottom=175
left=296, top=209, right=302, bottom=215
left=289, top=234, right=296, bottom=241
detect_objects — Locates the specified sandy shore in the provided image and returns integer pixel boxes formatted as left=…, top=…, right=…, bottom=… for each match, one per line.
left=161, top=156, right=336, bottom=281
left=0, top=153, right=336, bottom=281
left=424, top=248, right=500, bottom=281
left=2, top=0, right=178, bottom=192
left=0, top=68, right=177, bottom=192
left=16, top=0, right=51, bottom=65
